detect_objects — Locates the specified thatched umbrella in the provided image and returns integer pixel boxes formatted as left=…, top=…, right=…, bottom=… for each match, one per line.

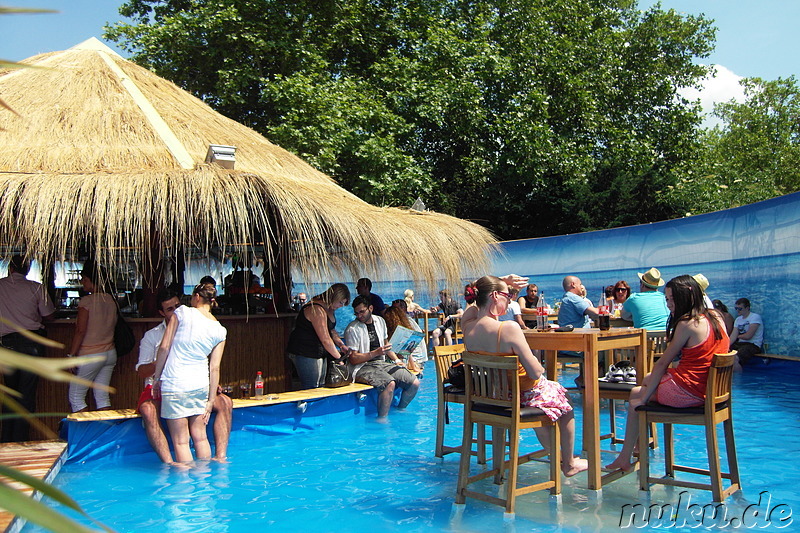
left=0, top=38, right=496, bottom=311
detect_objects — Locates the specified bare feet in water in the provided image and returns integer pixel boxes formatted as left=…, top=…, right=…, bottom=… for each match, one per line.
left=604, top=457, right=635, bottom=472
left=562, top=456, right=589, bottom=477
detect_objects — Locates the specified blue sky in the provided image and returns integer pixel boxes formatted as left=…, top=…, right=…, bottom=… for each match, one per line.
left=1, top=0, right=798, bottom=123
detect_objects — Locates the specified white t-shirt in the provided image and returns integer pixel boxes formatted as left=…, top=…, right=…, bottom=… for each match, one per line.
left=498, top=301, right=522, bottom=322
left=734, top=312, right=764, bottom=348
left=136, top=321, right=165, bottom=387
left=160, top=306, right=227, bottom=393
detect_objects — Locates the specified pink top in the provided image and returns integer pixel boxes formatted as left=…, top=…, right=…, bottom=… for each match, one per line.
left=77, top=293, right=118, bottom=355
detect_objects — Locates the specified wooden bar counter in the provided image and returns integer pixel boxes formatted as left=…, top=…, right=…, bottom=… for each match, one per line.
left=25, top=313, right=295, bottom=439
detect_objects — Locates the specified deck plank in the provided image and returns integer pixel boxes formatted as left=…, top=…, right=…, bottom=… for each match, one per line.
left=0, top=440, right=67, bottom=533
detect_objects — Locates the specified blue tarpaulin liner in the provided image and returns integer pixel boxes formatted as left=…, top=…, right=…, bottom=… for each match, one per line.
left=62, top=389, right=381, bottom=464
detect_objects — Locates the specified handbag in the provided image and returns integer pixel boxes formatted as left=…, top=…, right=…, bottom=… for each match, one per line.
left=445, top=358, right=465, bottom=389
left=324, top=358, right=352, bottom=388
left=114, top=310, right=136, bottom=357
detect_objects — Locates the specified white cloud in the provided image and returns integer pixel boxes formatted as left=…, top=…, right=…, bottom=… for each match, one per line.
left=679, top=65, right=746, bottom=129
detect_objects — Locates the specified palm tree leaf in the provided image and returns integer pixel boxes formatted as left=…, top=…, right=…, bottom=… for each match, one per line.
left=0, top=482, right=105, bottom=533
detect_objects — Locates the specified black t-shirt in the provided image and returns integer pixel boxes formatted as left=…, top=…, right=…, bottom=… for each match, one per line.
left=366, top=321, right=381, bottom=352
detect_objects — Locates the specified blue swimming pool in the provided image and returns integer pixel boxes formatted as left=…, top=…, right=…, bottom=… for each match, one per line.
left=23, top=360, right=800, bottom=532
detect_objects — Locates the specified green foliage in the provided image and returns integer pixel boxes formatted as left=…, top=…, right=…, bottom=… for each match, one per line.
left=670, top=77, right=800, bottom=215
left=107, top=0, right=715, bottom=238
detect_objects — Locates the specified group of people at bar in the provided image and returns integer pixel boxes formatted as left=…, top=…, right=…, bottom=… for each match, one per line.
left=0, top=256, right=769, bottom=481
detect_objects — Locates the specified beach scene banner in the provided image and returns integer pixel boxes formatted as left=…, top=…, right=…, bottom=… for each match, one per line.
left=492, top=192, right=800, bottom=357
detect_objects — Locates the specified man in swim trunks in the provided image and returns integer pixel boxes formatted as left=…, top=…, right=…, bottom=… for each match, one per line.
left=344, top=295, right=420, bottom=420
left=136, top=289, right=233, bottom=463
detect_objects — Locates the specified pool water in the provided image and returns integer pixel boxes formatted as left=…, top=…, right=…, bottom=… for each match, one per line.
left=24, top=360, right=800, bottom=532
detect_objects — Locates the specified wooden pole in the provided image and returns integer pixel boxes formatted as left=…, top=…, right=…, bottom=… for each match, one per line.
left=140, top=225, right=164, bottom=317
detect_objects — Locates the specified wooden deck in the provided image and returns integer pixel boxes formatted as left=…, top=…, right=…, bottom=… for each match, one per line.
left=2, top=383, right=372, bottom=531
left=0, top=440, right=67, bottom=533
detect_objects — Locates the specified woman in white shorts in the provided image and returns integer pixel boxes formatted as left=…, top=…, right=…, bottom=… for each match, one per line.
left=153, top=283, right=227, bottom=463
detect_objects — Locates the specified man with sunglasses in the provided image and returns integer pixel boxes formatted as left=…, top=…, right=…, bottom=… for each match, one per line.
left=729, top=298, right=764, bottom=371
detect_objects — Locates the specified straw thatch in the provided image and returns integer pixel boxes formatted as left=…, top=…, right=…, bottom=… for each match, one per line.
left=0, top=38, right=496, bottom=289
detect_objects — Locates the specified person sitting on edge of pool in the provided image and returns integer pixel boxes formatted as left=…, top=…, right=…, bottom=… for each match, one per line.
left=344, top=295, right=420, bottom=421
left=153, top=283, right=228, bottom=463
left=136, top=288, right=232, bottom=464
left=729, top=297, right=764, bottom=372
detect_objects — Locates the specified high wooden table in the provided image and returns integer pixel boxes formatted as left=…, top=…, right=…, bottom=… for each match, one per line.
left=523, top=327, right=647, bottom=491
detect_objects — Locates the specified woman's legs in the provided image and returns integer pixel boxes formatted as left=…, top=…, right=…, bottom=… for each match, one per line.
left=166, top=417, right=194, bottom=463
left=557, top=411, right=588, bottom=476
left=188, top=415, right=212, bottom=460
left=531, top=412, right=588, bottom=477
left=290, top=354, right=326, bottom=389
left=91, top=349, right=117, bottom=409
left=605, top=384, right=647, bottom=471
left=68, top=355, right=106, bottom=412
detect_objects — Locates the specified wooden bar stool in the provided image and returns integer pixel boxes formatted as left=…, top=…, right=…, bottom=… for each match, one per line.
left=455, top=352, right=560, bottom=514
left=637, top=352, right=741, bottom=502
left=603, top=330, right=665, bottom=446
left=432, top=344, right=487, bottom=463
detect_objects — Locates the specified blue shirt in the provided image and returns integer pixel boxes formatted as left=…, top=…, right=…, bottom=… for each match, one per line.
left=369, top=293, right=386, bottom=315
left=622, top=291, right=669, bottom=330
left=559, top=292, right=591, bottom=329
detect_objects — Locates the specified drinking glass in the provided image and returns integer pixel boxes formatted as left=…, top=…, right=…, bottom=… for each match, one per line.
left=239, top=381, right=252, bottom=399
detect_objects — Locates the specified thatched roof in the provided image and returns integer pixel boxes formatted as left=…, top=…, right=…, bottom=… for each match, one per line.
left=0, top=38, right=496, bottom=288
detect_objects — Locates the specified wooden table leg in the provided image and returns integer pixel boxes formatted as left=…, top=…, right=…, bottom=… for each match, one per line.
left=584, top=342, right=602, bottom=490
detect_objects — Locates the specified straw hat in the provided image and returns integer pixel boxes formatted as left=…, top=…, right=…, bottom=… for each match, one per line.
left=638, top=267, right=665, bottom=288
left=692, top=274, right=710, bottom=292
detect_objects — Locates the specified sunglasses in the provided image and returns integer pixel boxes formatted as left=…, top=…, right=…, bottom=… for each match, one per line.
left=496, top=291, right=512, bottom=301
left=615, top=288, right=628, bottom=292
left=735, top=306, right=743, bottom=311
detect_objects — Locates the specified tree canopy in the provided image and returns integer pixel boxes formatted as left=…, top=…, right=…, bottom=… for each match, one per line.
left=106, top=0, right=716, bottom=239
left=669, top=76, right=800, bottom=215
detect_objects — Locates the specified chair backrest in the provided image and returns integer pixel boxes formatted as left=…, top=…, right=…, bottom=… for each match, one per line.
left=452, top=317, right=463, bottom=341
left=647, top=330, right=668, bottom=358
left=433, top=344, right=466, bottom=391
left=706, top=352, right=736, bottom=409
left=462, top=351, right=519, bottom=412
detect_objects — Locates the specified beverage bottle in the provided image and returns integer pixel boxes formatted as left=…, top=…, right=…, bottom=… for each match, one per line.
left=254, top=371, right=264, bottom=399
left=598, top=289, right=611, bottom=330
left=536, top=292, right=548, bottom=331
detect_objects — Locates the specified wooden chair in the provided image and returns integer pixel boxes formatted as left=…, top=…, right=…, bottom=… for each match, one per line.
left=455, top=351, right=560, bottom=514
left=451, top=317, right=463, bottom=345
left=416, top=312, right=443, bottom=349
left=603, top=330, right=665, bottom=446
left=432, top=344, right=487, bottom=462
left=637, top=352, right=741, bottom=502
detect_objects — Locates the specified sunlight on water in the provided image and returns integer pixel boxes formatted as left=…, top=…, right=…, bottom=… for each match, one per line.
left=23, top=361, right=800, bottom=532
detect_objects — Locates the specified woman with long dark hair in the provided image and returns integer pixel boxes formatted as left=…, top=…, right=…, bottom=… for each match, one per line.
left=286, top=283, right=351, bottom=389
left=153, top=283, right=227, bottom=463
left=605, top=275, right=729, bottom=472
left=67, top=263, right=118, bottom=412
left=462, top=275, right=588, bottom=477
